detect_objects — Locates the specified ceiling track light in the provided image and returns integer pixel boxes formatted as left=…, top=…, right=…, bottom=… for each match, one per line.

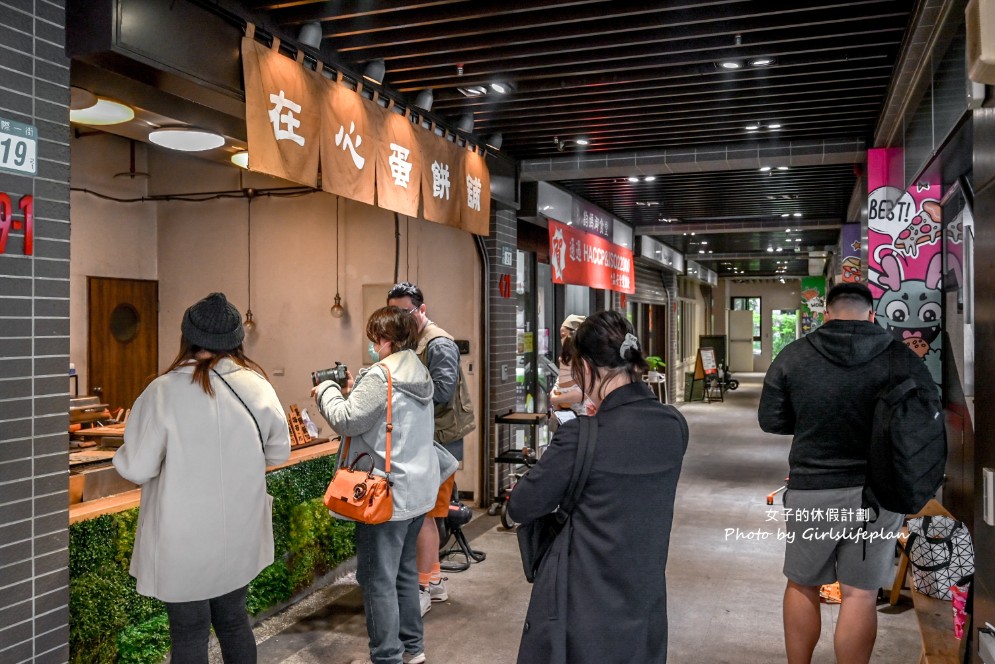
left=413, top=89, right=434, bottom=112
left=363, top=58, right=386, bottom=85
left=455, top=112, right=474, bottom=133
left=486, top=133, right=502, bottom=150
left=298, top=22, right=323, bottom=50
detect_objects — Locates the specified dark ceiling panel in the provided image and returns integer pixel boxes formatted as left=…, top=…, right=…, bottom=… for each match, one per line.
left=229, top=0, right=914, bottom=278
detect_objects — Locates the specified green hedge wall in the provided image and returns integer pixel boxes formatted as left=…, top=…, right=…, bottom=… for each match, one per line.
left=69, top=455, right=353, bottom=664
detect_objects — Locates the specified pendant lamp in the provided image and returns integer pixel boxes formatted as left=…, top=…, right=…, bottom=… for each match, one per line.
left=330, top=197, right=346, bottom=318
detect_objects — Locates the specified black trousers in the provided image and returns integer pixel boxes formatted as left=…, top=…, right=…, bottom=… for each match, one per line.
left=164, top=584, right=256, bottom=664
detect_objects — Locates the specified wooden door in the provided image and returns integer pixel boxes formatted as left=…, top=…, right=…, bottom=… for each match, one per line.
left=87, top=277, right=158, bottom=410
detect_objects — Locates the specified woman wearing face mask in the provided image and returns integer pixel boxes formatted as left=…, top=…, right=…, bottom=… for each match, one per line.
left=312, top=306, right=438, bottom=664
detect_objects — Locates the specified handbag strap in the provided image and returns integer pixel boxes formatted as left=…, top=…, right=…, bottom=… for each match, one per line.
left=212, top=368, right=264, bottom=450
left=338, top=362, right=394, bottom=475
left=559, top=415, right=598, bottom=517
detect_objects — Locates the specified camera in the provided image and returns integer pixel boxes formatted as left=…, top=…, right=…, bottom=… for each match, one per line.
left=311, top=362, right=348, bottom=388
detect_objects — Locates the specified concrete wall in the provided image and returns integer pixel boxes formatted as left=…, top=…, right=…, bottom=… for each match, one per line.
left=0, top=2, right=72, bottom=661
left=68, top=135, right=157, bottom=393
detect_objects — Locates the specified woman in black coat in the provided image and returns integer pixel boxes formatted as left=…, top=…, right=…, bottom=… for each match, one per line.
left=508, top=310, right=689, bottom=664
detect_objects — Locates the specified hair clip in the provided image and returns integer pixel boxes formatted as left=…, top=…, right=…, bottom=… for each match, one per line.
left=619, top=332, right=639, bottom=359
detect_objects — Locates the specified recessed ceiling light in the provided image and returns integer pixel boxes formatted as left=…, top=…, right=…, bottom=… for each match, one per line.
left=457, top=85, right=487, bottom=97
left=699, top=250, right=705, bottom=254
left=767, top=247, right=774, bottom=252
left=768, top=123, right=782, bottom=129
left=776, top=247, right=783, bottom=252
left=760, top=166, right=772, bottom=172
left=576, top=138, right=590, bottom=145
left=794, top=238, right=801, bottom=242
left=750, top=57, right=775, bottom=66
left=149, top=127, right=226, bottom=152
left=781, top=213, right=790, bottom=218
left=628, top=176, right=640, bottom=182
left=70, top=98, right=135, bottom=125
left=785, top=229, right=791, bottom=233
left=777, top=166, right=790, bottom=171
left=793, top=212, right=802, bottom=217
left=720, top=60, right=742, bottom=69
left=746, top=123, right=760, bottom=131
left=644, top=175, right=656, bottom=182
left=231, top=151, right=249, bottom=169
left=701, top=241, right=708, bottom=245
left=490, top=82, right=508, bottom=94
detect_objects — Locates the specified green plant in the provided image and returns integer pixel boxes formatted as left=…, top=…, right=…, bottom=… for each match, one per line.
left=117, top=614, right=171, bottom=664
left=645, top=356, right=666, bottom=372
left=69, top=455, right=347, bottom=662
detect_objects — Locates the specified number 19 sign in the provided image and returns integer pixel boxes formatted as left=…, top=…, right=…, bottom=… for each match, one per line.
left=0, top=118, right=38, bottom=176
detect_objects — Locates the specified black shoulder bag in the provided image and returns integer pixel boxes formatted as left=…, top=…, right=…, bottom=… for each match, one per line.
left=517, top=415, right=598, bottom=583
left=212, top=369, right=265, bottom=450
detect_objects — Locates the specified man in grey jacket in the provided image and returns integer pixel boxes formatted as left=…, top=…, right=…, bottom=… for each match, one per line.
left=388, top=282, right=470, bottom=613
left=759, top=282, right=935, bottom=664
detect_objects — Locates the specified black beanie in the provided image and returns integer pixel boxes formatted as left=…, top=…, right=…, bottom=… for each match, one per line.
left=181, top=292, right=244, bottom=351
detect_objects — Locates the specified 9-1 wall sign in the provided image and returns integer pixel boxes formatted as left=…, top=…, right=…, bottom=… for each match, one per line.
left=0, top=118, right=38, bottom=176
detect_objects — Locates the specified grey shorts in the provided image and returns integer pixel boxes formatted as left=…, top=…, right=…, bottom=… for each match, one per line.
left=782, top=486, right=903, bottom=590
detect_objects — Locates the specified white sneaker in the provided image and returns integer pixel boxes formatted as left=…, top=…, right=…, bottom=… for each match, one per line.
left=428, top=579, right=448, bottom=602
left=403, top=652, right=426, bottom=664
left=419, top=587, right=431, bottom=616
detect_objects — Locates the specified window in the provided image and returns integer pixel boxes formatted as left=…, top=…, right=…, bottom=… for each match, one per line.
left=731, top=296, right=761, bottom=355
left=771, top=309, right=798, bottom=359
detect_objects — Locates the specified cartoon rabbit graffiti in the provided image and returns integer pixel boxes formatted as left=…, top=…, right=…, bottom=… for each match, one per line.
left=869, top=250, right=943, bottom=384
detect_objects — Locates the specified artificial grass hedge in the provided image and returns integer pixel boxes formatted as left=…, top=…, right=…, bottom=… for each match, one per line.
left=69, top=454, right=354, bottom=663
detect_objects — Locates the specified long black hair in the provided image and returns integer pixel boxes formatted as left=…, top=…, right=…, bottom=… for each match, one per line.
left=570, top=310, right=648, bottom=402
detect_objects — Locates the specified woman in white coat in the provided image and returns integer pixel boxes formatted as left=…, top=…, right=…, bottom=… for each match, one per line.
left=113, top=292, right=291, bottom=663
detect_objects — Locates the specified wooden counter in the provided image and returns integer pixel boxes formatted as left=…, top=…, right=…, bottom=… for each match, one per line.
left=68, top=440, right=340, bottom=524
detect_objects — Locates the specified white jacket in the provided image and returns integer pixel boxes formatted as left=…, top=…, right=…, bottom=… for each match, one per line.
left=315, top=350, right=439, bottom=520
left=113, top=358, right=291, bottom=602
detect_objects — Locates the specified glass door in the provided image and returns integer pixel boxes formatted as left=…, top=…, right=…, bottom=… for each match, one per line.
left=771, top=309, right=798, bottom=359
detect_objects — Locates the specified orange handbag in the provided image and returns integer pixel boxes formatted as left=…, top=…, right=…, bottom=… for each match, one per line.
left=323, top=364, right=395, bottom=524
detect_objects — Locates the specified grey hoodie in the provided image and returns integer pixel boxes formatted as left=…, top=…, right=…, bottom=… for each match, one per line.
left=316, top=349, right=440, bottom=519
left=759, top=319, right=934, bottom=490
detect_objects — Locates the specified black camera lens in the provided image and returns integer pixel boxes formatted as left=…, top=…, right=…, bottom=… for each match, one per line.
left=311, top=363, right=348, bottom=388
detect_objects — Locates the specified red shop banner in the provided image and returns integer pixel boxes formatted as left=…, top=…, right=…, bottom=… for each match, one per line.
left=548, top=218, right=635, bottom=294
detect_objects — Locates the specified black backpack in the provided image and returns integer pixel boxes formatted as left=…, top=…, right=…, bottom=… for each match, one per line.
left=864, top=343, right=946, bottom=515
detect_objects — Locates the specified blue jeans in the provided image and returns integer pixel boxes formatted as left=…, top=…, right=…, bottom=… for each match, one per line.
left=355, top=515, right=426, bottom=663
left=164, top=584, right=255, bottom=664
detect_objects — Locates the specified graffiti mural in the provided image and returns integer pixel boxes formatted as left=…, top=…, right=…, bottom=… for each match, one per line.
left=840, top=224, right=862, bottom=283
left=866, top=148, right=942, bottom=385
left=800, top=276, right=825, bottom=335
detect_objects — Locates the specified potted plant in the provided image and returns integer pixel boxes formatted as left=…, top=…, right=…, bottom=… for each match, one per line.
left=645, top=356, right=666, bottom=382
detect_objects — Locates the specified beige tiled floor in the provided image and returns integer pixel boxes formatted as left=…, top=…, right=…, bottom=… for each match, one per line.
left=234, top=373, right=920, bottom=664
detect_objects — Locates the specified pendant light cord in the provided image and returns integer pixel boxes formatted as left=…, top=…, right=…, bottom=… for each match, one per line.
left=335, top=196, right=340, bottom=293
left=247, top=195, right=252, bottom=310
